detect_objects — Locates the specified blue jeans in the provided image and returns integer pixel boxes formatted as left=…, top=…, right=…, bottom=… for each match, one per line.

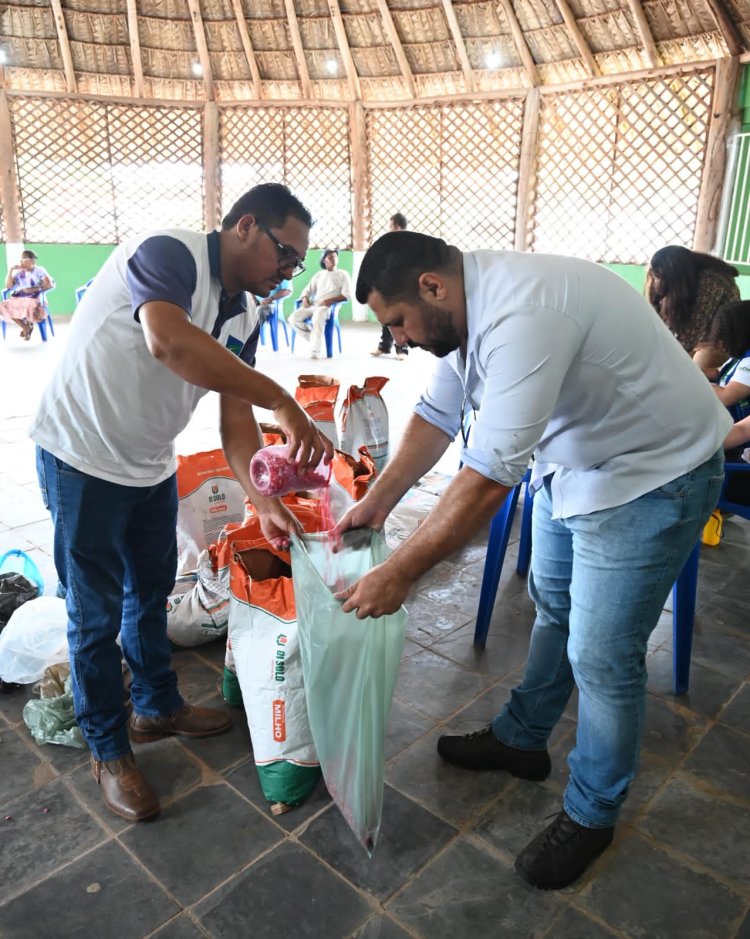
left=37, top=448, right=183, bottom=761
left=492, top=451, right=724, bottom=828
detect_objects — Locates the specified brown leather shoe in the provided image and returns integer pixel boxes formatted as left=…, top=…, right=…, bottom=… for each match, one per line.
left=91, top=752, right=160, bottom=822
left=129, top=704, right=233, bottom=743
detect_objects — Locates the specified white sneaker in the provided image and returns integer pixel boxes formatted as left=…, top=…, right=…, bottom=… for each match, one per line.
left=310, top=351, right=324, bottom=360
left=370, top=349, right=385, bottom=357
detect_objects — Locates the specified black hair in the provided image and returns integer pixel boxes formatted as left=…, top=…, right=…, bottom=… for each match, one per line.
left=708, top=300, right=750, bottom=359
left=356, top=231, right=456, bottom=305
left=221, top=183, right=313, bottom=231
left=390, top=213, right=408, bottom=230
left=21, top=250, right=37, bottom=260
left=320, top=248, right=338, bottom=269
left=646, top=245, right=738, bottom=333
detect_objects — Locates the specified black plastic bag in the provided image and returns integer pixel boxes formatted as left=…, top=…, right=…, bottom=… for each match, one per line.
left=0, top=573, right=38, bottom=630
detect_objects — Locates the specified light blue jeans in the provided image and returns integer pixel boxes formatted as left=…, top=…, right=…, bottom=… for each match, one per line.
left=492, top=450, right=724, bottom=828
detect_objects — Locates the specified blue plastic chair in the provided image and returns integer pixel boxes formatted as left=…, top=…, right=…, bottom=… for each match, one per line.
left=2, top=284, right=56, bottom=341
left=290, top=299, right=343, bottom=358
left=75, top=279, right=93, bottom=305
left=258, top=297, right=289, bottom=351
left=472, top=463, right=749, bottom=695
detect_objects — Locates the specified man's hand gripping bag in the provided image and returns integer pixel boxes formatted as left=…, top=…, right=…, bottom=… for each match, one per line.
left=291, top=529, right=407, bottom=854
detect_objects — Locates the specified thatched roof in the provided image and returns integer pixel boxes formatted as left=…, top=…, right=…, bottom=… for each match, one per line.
left=1, top=0, right=749, bottom=104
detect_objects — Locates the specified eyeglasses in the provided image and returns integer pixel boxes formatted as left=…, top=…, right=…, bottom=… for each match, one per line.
left=256, top=220, right=306, bottom=277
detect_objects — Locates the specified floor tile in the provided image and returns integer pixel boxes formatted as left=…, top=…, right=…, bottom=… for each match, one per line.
left=402, top=594, right=473, bottom=643
left=429, top=622, right=534, bottom=680
left=473, top=779, right=566, bottom=860
left=0, top=724, right=46, bottom=803
left=301, top=785, right=456, bottom=900
left=578, top=833, right=745, bottom=938
left=540, top=906, right=620, bottom=938
left=120, top=784, right=282, bottom=906
left=386, top=727, right=518, bottom=827
left=647, top=649, right=742, bottom=718
left=384, top=697, right=436, bottom=762
left=388, top=836, right=562, bottom=939
left=392, top=650, right=492, bottom=722
left=150, top=914, right=208, bottom=939
left=351, top=914, right=414, bottom=939
left=0, top=683, right=36, bottom=726
left=682, top=723, right=750, bottom=800
left=171, top=649, right=226, bottom=703
left=0, top=839, right=179, bottom=938
left=718, top=682, right=750, bottom=734
left=0, top=778, right=108, bottom=902
left=195, top=842, right=371, bottom=939
left=636, top=775, right=750, bottom=888
left=639, top=694, right=708, bottom=761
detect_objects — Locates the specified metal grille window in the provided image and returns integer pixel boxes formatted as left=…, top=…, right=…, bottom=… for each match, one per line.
left=367, top=99, right=525, bottom=249
left=530, top=71, right=714, bottom=263
left=220, top=106, right=352, bottom=248
left=722, top=131, right=750, bottom=266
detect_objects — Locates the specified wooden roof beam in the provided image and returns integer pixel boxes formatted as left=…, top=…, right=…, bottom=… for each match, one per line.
left=440, top=0, right=475, bottom=93
left=125, top=0, right=145, bottom=98
left=231, top=0, right=262, bottom=99
left=186, top=0, right=215, bottom=100
left=704, top=0, right=745, bottom=56
left=497, top=0, right=538, bottom=87
left=327, top=0, right=362, bottom=100
left=553, top=0, right=599, bottom=77
left=374, top=0, right=416, bottom=98
left=284, top=0, right=312, bottom=99
left=624, top=0, right=661, bottom=69
left=49, top=0, right=77, bottom=93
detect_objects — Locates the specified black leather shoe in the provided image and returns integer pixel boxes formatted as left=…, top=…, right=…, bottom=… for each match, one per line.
left=436, top=725, right=551, bottom=780
left=514, top=810, right=614, bottom=889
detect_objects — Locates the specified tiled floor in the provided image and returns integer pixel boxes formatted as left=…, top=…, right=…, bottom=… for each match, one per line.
left=1, top=320, right=749, bottom=938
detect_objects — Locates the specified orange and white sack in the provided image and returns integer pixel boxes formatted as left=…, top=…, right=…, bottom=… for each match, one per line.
left=221, top=501, right=327, bottom=807
left=339, top=377, right=389, bottom=473
left=328, top=446, right=377, bottom=518
left=295, top=374, right=340, bottom=448
left=176, top=449, right=245, bottom=574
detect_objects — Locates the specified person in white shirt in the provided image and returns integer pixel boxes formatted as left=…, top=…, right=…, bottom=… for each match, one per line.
left=289, top=248, right=352, bottom=358
left=335, top=231, right=729, bottom=891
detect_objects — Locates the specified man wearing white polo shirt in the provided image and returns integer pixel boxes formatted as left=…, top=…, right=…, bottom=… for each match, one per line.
left=29, top=184, right=331, bottom=824
left=336, top=231, right=729, bottom=890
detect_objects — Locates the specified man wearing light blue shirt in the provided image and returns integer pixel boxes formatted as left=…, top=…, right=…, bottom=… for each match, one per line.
left=337, top=231, right=729, bottom=890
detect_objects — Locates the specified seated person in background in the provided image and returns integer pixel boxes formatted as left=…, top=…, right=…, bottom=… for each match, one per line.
left=646, top=245, right=740, bottom=375
left=372, top=213, right=409, bottom=359
left=289, top=248, right=352, bottom=359
left=1, top=250, right=54, bottom=340
left=707, top=300, right=750, bottom=506
left=256, top=277, right=291, bottom=326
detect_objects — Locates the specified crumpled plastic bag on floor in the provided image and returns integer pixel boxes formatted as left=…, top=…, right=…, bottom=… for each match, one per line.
left=0, top=596, right=68, bottom=684
left=291, top=528, right=407, bottom=855
left=23, top=673, right=86, bottom=748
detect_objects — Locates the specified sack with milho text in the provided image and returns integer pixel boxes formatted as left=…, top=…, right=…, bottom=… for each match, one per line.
left=295, top=374, right=340, bottom=448
left=213, top=500, right=327, bottom=812
left=176, top=449, right=245, bottom=574
left=339, top=377, right=389, bottom=473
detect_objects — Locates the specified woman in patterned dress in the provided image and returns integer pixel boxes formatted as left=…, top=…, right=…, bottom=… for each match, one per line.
left=1, top=249, right=54, bottom=340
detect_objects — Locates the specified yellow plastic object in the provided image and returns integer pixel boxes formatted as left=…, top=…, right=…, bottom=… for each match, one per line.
left=701, top=509, right=723, bottom=547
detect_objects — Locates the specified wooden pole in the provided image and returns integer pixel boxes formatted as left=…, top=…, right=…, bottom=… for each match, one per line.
left=514, top=87, right=540, bottom=251
left=694, top=57, right=740, bottom=253
left=203, top=101, right=220, bottom=229
left=49, top=0, right=77, bottom=93
left=349, top=100, right=367, bottom=250
left=0, top=90, right=23, bottom=242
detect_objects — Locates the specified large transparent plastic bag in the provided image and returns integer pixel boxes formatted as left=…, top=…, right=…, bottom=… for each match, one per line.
left=291, top=529, right=406, bottom=854
left=0, top=597, right=68, bottom=684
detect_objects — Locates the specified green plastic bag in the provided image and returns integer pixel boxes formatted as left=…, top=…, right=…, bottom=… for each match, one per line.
left=291, top=529, right=407, bottom=854
left=23, top=675, right=86, bottom=748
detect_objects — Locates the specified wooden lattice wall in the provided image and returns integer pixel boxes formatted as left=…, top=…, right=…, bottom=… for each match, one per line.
left=0, top=63, right=732, bottom=264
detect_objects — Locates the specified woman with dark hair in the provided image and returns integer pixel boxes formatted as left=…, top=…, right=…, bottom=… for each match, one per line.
left=1, top=249, right=54, bottom=339
left=646, top=245, right=740, bottom=374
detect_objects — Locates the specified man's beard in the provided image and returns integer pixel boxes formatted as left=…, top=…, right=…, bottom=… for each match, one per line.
left=412, top=299, right=461, bottom=358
